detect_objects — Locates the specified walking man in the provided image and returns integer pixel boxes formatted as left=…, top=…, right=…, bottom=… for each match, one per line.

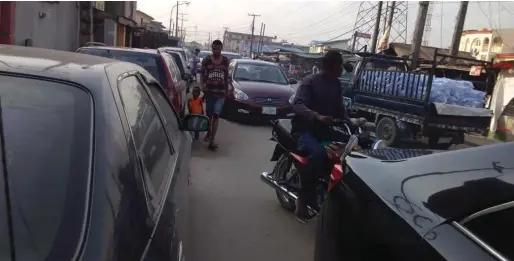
left=200, top=40, right=229, bottom=150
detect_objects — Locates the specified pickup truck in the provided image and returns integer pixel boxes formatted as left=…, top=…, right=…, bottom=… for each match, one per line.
left=341, top=51, right=494, bottom=149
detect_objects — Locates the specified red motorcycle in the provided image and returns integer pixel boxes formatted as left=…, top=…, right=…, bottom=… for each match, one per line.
left=260, top=118, right=386, bottom=217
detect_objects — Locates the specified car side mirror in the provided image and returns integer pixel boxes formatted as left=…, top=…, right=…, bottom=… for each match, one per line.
left=288, top=79, right=298, bottom=84
left=183, top=114, right=209, bottom=132
left=343, top=62, right=354, bottom=73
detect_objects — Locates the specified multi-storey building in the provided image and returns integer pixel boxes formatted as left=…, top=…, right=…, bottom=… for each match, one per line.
left=458, top=28, right=514, bottom=61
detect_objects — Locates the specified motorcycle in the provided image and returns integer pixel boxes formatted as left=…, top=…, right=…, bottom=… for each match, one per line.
left=260, top=118, right=386, bottom=217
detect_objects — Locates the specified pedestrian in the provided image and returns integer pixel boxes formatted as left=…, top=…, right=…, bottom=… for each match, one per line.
left=192, top=48, right=201, bottom=81
left=312, top=62, right=320, bottom=74
left=200, top=39, right=229, bottom=151
left=187, top=86, right=204, bottom=140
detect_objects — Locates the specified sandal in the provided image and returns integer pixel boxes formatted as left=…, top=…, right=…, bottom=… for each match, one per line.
left=208, top=142, right=219, bottom=151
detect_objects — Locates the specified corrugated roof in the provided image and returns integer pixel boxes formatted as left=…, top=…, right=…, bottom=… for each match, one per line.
left=386, top=42, right=481, bottom=66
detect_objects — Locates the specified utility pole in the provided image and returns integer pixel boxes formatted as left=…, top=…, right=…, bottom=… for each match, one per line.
left=410, top=1, right=429, bottom=70
left=248, top=13, right=260, bottom=57
left=369, top=1, right=383, bottom=53
left=175, top=1, right=179, bottom=37
left=208, top=32, right=211, bottom=44
left=179, top=13, right=187, bottom=42
left=257, top=23, right=263, bottom=55
left=260, top=24, right=266, bottom=53
left=449, top=1, right=468, bottom=56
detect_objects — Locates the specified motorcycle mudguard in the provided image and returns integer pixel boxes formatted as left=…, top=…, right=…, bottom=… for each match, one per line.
left=270, top=144, right=285, bottom=161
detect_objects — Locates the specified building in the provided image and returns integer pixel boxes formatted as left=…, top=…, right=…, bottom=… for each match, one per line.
left=135, top=10, right=153, bottom=27
left=458, top=28, right=514, bottom=61
left=309, top=39, right=351, bottom=53
left=13, top=1, right=80, bottom=51
left=223, top=31, right=276, bottom=53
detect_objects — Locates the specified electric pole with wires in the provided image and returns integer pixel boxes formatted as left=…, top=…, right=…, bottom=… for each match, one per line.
left=248, top=13, right=260, bottom=57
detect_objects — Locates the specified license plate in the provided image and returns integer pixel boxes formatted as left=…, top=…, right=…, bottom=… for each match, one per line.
left=262, top=106, right=277, bottom=115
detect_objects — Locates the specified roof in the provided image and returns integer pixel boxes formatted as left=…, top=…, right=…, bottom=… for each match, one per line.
left=462, top=29, right=493, bottom=35
left=0, top=45, right=144, bottom=90
left=136, top=10, right=154, bottom=20
left=291, top=53, right=323, bottom=59
left=386, top=42, right=477, bottom=65
left=310, top=38, right=351, bottom=46
left=80, top=46, right=161, bottom=55
left=235, top=59, right=278, bottom=66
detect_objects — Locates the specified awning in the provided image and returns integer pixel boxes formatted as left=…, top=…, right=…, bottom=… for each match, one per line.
left=118, top=16, right=137, bottom=27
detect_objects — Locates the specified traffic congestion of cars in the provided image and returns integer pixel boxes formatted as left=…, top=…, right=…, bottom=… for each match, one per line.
left=0, top=42, right=512, bottom=261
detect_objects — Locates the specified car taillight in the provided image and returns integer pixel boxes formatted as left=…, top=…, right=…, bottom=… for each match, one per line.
left=328, top=163, right=343, bottom=192
left=161, top=57, right=175, bottom=96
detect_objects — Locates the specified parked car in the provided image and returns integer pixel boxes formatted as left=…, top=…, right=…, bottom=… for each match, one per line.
left=224, top=59, right=297, bottom=120
left=159, top=47, right=193, bottom=75
left=0, top=45, right=208, bottom=261
left=221, top=51, right=242, bottom=62
left=159, top=48, right=189, bottom=82
left=314, top=141, right=514, bottom=261
left=76, top=46, right=189, bottom=117
left=197, top=50, right=211, bottom=74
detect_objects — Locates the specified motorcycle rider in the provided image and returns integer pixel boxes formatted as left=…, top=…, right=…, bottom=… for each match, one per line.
left=291, top=50, right=353, bottom=223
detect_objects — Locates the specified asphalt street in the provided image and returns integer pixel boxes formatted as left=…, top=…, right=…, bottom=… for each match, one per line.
left=188, top=119, right=316, bottom=261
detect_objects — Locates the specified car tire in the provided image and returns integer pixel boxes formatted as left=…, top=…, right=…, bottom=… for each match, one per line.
left=376, top=116, right=400, bottom=146
left=314, top=184, right=362, bottom=261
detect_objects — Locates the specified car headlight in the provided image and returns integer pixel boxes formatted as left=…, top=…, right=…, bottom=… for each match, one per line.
left=289, top=93, right=296, bottom=104
left=234, top=88, right=249, bottom=101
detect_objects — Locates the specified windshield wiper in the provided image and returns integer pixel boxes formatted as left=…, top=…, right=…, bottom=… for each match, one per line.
left=253, top=79, right=279, bottom=84
left=0, top=97, right=17, bottom=261
left=234, top=77, right=253, bottom=81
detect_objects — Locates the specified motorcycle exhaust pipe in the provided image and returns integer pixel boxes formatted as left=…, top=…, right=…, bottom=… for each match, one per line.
left=260, top=172, right=319, bottom=216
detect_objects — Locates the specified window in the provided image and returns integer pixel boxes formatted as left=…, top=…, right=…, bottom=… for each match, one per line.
left=482, top=37, right=490, bottom=52
left=77, top=48, right=167, bottom=88
left=147, top=83, right=181, bottom=145
left=167, top=52, right=186, bottom=77
left=162, top=54, right=181, bottom=81
left=0, top=75, right=92, bottom=260
left=464, top=207, right=514, bottom=260
left=118, top=76, right=173, bottom=199
left=234, top=63, right=288, bottom=85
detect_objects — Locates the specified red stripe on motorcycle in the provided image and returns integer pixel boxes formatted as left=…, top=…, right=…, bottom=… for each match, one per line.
left=290, top=153, right=308, bottom=165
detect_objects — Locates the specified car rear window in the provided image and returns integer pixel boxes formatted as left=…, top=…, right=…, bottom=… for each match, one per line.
left=0, top=75, right=92, bottom=260
left=166, top=52, right=185, bottom=76
left=464, top=207, right=514, bottom=260
left=77, top=48, right=167, bottom=87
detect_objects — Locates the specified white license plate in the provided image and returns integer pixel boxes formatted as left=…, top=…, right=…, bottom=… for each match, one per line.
left=262, top=107, right=277, bottom=115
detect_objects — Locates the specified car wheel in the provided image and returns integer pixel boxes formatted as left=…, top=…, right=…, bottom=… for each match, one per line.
left=314, top=185, right=362, bottom=261
left=376, top=116, right=400, bottom=146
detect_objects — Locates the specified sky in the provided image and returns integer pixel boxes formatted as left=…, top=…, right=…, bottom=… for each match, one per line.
left=136, top=0, right=514, bottom=48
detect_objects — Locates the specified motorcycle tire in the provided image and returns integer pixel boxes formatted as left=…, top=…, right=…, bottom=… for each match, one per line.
left=273, top=154, right=297, bottom=212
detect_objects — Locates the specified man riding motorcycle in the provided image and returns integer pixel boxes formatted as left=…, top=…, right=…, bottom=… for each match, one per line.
left=291, top=50, right=354, bottom=223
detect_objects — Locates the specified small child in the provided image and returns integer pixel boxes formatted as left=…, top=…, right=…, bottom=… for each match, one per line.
left=188, top=86, right=204, bottom=140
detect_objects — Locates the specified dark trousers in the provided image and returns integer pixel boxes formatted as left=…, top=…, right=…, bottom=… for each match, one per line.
left=297, top=132, right=330, bottom=206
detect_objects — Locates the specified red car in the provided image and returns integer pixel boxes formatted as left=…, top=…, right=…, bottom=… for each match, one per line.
left=76, top=46, right=190, bottom=117
left=224, top=59, right=298, bottom=120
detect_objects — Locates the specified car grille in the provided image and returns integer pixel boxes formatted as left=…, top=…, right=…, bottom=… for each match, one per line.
left=254, top=97, right=287, bottom=106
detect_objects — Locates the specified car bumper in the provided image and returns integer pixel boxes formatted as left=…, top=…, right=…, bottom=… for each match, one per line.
left=224, top=98, right=294, bottom=119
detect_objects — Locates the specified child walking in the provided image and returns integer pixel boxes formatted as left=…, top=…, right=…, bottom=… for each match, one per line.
left=188, top=86, right=204, bottom=140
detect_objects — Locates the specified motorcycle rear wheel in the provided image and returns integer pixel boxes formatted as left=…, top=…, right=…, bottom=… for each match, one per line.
left=273, top=154, right=298, bottom=212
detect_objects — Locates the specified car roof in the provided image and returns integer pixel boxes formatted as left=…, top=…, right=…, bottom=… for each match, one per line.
left=222, top=51, right=241, bottom=55
left=79, top=46, right=161, bottom=55
left=0, top=45, right=147, bottom=91
left=235, top=59, right=277, bottom=66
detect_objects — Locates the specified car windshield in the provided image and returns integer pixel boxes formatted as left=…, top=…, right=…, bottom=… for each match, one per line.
left=234, top=63, right=288, bottom=85
left=77, top=48, right=166, bottom=86
left=0, top=75, right=92, bottom=261
left=198, top=51, right=210, bottom=59
left=223, top=53, right=242, bottom=61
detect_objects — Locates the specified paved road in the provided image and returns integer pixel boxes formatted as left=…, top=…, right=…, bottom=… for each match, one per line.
left=186, top=118, right=497, bottom=261
left=188, top=120, right=316, bottom=261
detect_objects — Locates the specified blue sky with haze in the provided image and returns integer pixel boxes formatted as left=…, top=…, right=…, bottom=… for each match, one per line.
left=136, top=0, right=514, bottom=47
